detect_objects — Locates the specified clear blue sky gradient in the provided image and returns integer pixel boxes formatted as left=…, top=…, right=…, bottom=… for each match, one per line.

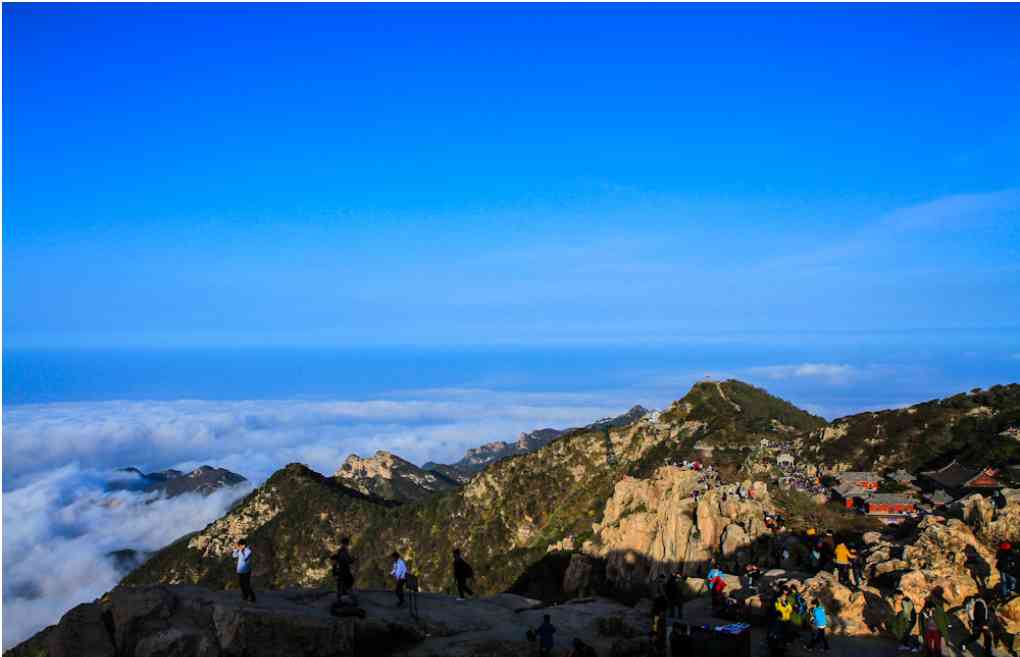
left=4, top=4, right=1020, bottom=347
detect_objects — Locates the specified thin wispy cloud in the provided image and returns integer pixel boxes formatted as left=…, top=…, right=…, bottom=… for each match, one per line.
left=880, top=189, right=1020, bottom=232
left=746, top=363, right=861, bottom=385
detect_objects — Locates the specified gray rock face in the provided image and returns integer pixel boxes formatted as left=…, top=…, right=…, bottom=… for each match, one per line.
left=6, top=586, right=651, bottom=657
left=44, top=603, right=115, bottom=657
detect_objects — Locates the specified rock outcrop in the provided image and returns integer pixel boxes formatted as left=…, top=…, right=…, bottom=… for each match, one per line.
left=5, top=586, right=648, bottom=657
left=584, top=466, right=775, bottom=594
left=334, top=451, right=459, bottom=503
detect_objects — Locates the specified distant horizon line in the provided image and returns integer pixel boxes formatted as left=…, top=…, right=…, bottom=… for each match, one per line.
left=5, top=325, right=1020, bottom=351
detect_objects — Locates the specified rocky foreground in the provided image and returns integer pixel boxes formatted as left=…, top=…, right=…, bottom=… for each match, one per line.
left=13, top=581, right=1020, bottom=657
left=6, top=585, right=651, bottom=657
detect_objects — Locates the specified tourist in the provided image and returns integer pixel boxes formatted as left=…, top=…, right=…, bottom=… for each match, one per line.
left=232, top=538, right=256, bottom=603
left=892, top=590, right=919, bottom=653
left=670, top=622, right=692, bottom=657
left=850, top=544, right=866, bottom=588
left=775, top=588, right=794, bottom=632
left=806, top=599, right=830, bottom=652
left=390, top=551, right=408, bottom=608
left=920, top=589, right=951, bottom=657
left=329, top=536, right=356, bottom=601
left=665, top=570, right=683, bottom=618
left=809, top=544, right=822, bottom=572
left=652, top=602, right=668, bottom=657
left=833, top=541, right=851, bottom=586
left=998, top=542, right=1018, bottom=599
left=536, top=614, right=556, bottom=657
left=744, top=563, right=762, bottom=591
left=961, top=593, right=993, bottom=655
left=706, top=563, right=727, bottom=611
left=820, top=531, right=835, bottom=566
left=452, top=548, right=474, bottom=600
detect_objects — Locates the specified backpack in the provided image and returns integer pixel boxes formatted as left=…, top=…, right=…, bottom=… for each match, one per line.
left=464, top=561, right=474, bottom=579
left=973, top=599, right=988, bottom=626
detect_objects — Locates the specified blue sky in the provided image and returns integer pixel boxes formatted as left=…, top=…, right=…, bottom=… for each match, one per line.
left=4, top=4, right=1020, bottom=347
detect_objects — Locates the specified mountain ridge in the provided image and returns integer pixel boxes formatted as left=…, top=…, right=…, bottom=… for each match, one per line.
left=119, top=379, right=1020, bottom=607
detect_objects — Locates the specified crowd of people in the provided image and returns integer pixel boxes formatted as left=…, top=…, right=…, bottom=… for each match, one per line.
left=219, top=507, right=1020, bottom=656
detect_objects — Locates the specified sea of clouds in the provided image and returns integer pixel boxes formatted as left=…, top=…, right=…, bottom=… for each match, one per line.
left=1, top=389, right=625, bottom=648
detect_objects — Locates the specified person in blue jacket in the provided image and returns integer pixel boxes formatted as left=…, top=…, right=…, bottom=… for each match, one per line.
left=535, top=614, right=556, bottom=657
left=806, top=599, right=830, bottom=652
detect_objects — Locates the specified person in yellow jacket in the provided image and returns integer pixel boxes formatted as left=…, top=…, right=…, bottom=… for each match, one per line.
left=834, top=542, right=851, bottom=586
left=775, top=591, right=793, bottom=622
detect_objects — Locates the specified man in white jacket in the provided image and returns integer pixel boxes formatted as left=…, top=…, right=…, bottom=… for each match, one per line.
left=232, top=539, right=256, bottom=603
left=390, top=551, right=408, bottom=607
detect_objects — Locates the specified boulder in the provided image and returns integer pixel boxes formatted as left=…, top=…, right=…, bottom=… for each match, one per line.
left=997, top=595, right=1020, bottom=634
left=562, top=553, right=596, bottom=597
left=720, top=524, right=748, bottom=561
left=44, top=603, right=116, bottom=657
left=798, top=571, right=893, bottom=636
left=212, top=603, right=355, bottom=657
left=862, top=532, right=883, bottom=546
left=109, top=586, right=178, bottom=654
left=952, top=493, right=994, bottom=530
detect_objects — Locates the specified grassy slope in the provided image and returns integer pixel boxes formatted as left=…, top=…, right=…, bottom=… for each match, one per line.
left=811, top=384, right=1020, bottom=471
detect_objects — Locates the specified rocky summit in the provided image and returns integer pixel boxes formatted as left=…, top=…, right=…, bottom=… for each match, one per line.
left=335, top=451, right=460, bottom=503
left=10, top=379, right=1020, bottom=657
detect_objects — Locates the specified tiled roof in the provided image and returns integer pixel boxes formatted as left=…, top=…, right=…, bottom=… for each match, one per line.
left=867, top=494, right=917, bottom=505
left=921, top=460, right=987, bottom=489
left=838, top=471, right=880, bottom=481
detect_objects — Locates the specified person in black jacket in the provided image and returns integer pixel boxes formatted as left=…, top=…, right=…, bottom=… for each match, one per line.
left=664, top=571, right=683, bottom=618
left=452, top=548, right=474, bottom=600
left=329, top=536, right=356, bottom=601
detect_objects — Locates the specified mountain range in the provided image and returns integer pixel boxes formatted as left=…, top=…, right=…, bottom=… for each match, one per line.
left=119, top=379, right=1020, bottom=601
left=109, top=465, right=247, bottom=498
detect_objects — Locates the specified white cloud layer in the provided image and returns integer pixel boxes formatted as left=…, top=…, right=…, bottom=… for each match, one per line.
left=3, top=392, right=624, bottom=489
left=1, top=465, right=251, bottom=649
left=1, top=390, right=625, bottom=648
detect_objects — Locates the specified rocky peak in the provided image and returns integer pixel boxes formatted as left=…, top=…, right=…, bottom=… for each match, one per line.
left=335, top=451, right=459, bottom=503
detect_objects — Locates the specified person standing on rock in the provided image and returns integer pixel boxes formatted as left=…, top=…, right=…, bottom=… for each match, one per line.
left=329, top=536, right=355, bottom=601
left=806, top=599, right=830, bottom=652
left=997, top=542, right=1017, bottom=599
left=892, top=590, right=919, bottom=652
left=390, top=551, right=408, bottom=607
left=833, top=541, right=851, bottom=586
left=651, top=600, right=668, bottom=657
left=962, top=593, right=993, bottom=655
left=232, top=538, right=256, bottom=603
left=452, top=548, right=474, bottom=600
left=921, top=589, right=951, bottom=657
left=665, top=570, right=683, bottom=618
left=536, top=614, right=556, bottom=657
